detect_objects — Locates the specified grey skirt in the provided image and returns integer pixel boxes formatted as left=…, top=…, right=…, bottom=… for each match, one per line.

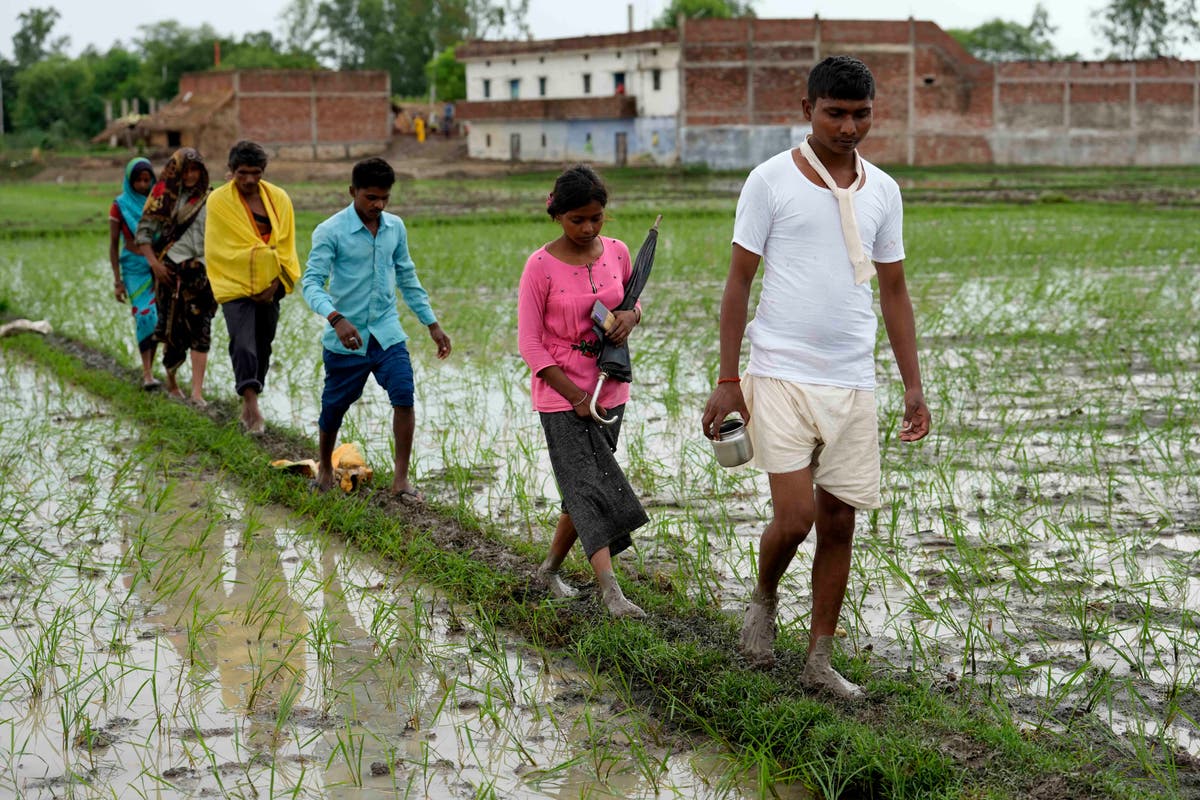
left=539, top=405, right=648, bottom=558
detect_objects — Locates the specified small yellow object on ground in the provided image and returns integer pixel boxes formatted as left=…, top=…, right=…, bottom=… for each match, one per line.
left=270, top=442, right=373, bottom=494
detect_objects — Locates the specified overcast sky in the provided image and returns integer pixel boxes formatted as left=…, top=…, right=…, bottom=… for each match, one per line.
left=2, top=0, right=1196, bottom=62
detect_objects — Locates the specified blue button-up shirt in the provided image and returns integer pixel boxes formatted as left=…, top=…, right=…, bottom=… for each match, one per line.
left=302, top=204, right=437, bottom=355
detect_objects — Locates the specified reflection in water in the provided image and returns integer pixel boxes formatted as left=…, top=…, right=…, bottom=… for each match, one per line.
left=0, top=352, right=757, bottom=799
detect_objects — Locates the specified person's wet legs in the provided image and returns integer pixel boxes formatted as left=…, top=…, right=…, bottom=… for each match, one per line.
left=389, top=406, right=417, bottom=497
left=189, top=349, right=208, bottom=405
left=799, top=486, right=863, bottom=699
left=315, top=427, right=338, bottom=492
left=740, top=468, right=815, bottom=667
left=139, top=343, right=157, bottom=385
left=537, top=513, right=580, bottom=598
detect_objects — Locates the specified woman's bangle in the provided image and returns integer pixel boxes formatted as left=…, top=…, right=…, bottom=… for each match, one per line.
left=328, top=312, right=344, bottom=327
left=571, top=392, right=589, bottom=408
left=717, top=376, right=741, bottom=385
left=633, top=307, right=642, bottom=323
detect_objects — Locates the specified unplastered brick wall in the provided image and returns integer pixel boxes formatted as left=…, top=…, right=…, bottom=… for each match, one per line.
left=233, top=70, right=390, bottom=146
left=680, top=18, right=935, bottom=129
left=680, top=16, right=1200, bottom=165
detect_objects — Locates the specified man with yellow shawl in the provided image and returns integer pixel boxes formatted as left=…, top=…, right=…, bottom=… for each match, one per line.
left=204, top=140, right=301, bottom=435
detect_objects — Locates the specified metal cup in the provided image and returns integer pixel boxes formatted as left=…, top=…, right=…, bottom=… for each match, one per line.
left=710, top=418, right=753, bottom=468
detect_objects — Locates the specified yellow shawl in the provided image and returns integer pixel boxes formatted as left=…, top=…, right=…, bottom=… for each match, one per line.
left=204, top=179, right=300, bottom=304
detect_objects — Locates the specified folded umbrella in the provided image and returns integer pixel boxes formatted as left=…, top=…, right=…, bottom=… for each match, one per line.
left=590, top=214, right=662, bottom=425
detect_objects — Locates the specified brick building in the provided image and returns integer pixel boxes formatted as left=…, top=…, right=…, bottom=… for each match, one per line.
left=458, top=17, right=1200, bottom=168
left=136, top=70, right=392, bottom=161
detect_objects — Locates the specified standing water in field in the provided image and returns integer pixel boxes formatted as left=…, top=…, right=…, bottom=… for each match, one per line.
left=0, top=351, right=768, bottom=799
left=3, top=182, right=1200, bottom=772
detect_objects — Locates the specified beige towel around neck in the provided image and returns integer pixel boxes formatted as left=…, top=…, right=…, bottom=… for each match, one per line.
left=798, top=137, right=875, bottom=285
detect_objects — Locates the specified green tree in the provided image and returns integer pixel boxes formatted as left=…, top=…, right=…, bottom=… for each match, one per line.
left=81, top=46, right=143, bottom=105
left=281, top=0, right=530, bottom=95
left=948, top=4, right=1064, bottom=61
left=0, top=58, right=16, bottom=133
left=1093, top=0, right=1200, bottom=58
left=463, top=0, right=531, bottom=39
left=11, top=6, right=69, bottom=69
left=221, top=32, right=321, bottom=69
left=281, top=0, right=323, bottom=55
left=134, top=21, right=223, bottom=99
left=654, top=0, right=755, bottom=28
left=425, top=44, right=466, bottom=101
left=12, top=55, right=102, bottom=137
left=313, top=0, right=442, bottom=95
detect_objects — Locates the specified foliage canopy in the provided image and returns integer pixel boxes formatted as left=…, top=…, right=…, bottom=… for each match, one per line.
left=948, top=4, right=1065, bottom=61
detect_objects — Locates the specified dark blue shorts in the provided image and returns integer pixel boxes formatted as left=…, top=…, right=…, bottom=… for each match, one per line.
left=319, top=337, right=413, bottom=432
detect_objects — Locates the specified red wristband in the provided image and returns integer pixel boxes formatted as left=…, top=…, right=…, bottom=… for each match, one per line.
left=717, top=376, right=741, bottom=385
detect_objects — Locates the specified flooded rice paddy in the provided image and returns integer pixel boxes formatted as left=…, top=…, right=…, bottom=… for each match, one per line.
left=3, top=178, right=1200, bottom=793
left=0, top=356, right=760, bottom=798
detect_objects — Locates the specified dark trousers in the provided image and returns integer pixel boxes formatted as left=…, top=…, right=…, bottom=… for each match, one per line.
left=221, top=297, right=280, bottom=396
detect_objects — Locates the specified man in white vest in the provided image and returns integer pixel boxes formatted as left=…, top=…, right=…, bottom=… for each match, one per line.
left=701, top=55, right=931, bottom=698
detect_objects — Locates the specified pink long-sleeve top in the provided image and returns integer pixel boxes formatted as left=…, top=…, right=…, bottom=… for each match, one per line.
left=518, top=236, right=637, bottom=412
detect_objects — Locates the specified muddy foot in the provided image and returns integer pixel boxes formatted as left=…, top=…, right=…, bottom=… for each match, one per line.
left=738, top=589, right=777, bottom=668
left=800, top=635, right=864, bottom=700
left=390, top=486, right=425, bottom=506
left=602, top=586, right=646, bottom=619
left=241, top=416, right=266, bottom=436
left=536, top=566, right=578, bottom=599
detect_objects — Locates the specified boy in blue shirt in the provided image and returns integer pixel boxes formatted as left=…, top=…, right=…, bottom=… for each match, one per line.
left=302, top=157, right=452, bottom=499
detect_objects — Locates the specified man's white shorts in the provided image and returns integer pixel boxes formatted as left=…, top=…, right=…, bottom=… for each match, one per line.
left=743, top=375, right=881, bottom=509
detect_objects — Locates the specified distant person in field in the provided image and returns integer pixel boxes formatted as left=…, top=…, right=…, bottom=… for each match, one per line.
left=301, top=157, right=452, bottom=499
left=204, top=140, right=300, bottom=435
left=517, top=164, right=649, bottom=619
left=134, top=148, right=216, bottom=406
left=701, top=55, right=931, bottom=697
left=109, top=156, right=159, bottom=389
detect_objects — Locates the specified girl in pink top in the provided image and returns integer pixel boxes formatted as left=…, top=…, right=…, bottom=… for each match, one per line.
left=517, top=165, right=649, bottom=619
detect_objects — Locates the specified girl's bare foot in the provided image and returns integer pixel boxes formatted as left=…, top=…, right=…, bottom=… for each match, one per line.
left=536, top=565, right=578, bottom=598
left=601, top=584, right=646, bottom=619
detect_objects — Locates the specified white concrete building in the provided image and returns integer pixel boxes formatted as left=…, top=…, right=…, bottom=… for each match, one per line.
left=456, top=29, right=681, bottom=165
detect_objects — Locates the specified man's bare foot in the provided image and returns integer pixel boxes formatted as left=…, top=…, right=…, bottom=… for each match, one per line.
left=241, top=416, right=265, bottom=436
left=738, top=588, right=778, bottom=669
left=312, top=470, right=335, bottom=493
left=389, top=481, right=425, bottom=505
left=800, top=635, right=864, bottom=700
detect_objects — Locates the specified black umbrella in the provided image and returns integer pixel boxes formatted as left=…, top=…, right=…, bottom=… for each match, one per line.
left=589, top=215, right=662, bottom=425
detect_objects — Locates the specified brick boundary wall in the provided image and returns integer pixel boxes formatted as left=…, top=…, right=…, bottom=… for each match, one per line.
left=679, top=17, right=1200, bottom=167
left=175, top=70, right=392, bottom=161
